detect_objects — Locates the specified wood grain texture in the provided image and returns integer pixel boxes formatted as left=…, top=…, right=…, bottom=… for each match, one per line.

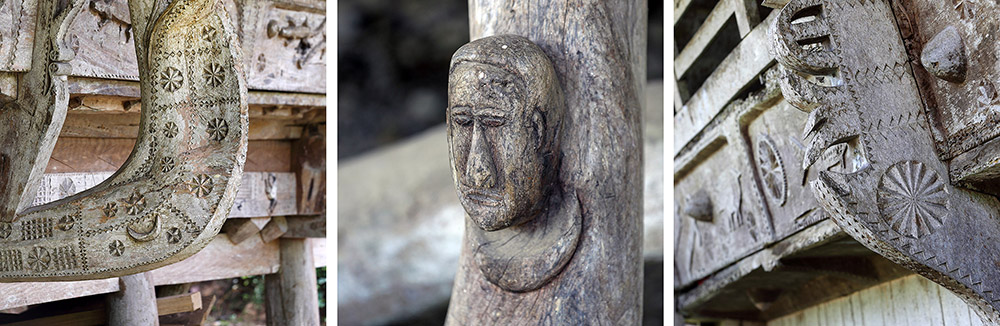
left=0, top=0, right=37, bottom=72
left=264, top=238, right=320, bottom=326
left=447, top=0, right=645, bottom=324
left=44, top=139, right=290, bottom=173
left=106, top=273, right=159, bottom=326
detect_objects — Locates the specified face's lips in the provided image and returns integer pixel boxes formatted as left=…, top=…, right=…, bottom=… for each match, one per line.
left=464, top=189, right=502, bottom=207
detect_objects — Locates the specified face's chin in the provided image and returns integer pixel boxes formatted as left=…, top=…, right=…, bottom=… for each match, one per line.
left=460, top=187, right=516, bottom=231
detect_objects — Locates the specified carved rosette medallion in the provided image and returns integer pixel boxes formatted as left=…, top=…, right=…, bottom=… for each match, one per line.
left=877, top=161, right=948, bottom=238
left=166, top=227, right=182, bottom=244
left=108, top=240, right=125, bottom=257
left=26, top=247, right=50, bottom=272
left=207, top=118, right=229, bottom=141
left=756, top=134, right=787, bottom=205
left=158, top=67, right=184, bottom=92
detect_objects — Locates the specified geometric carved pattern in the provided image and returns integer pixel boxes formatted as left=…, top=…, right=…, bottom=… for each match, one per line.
left=0, top=249, right=22, bottom=272
left=108, top=240, right=125, bottom=257
left=26, top=247, right=50, bottom=272
left=50, top=245, right=78, bottom=270
left=158, top=67, right=183, bottom=92
left=187, top=174, right=214, bottom=197
left=204, top=63, right=225, bottom=87
left=877, top=161, right=948, bottom=239
left=166, top=227, right=182, bottom=244
left=21, top=218, right=54, bottom=241
left=207, top=118, right=228, bottom=141
left=0, top=222, right=11, bottom=239
left=121, top=192, right=146, bottom=216
left=756, top=134, right=787, bottom=206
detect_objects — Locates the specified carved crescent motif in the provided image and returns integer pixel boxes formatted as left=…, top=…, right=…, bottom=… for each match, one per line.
left=0, top=0, right=247, bottom=281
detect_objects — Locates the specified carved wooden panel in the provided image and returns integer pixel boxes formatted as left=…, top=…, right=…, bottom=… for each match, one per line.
left=0, top=0, right=36, bottom=72
left=744, top=100, right=829, bottom=238
left=675, top=134, right=772, bottom=288
left=236, top=1, right=325, bottom=93
left=59, top=0, right=324, bottom=93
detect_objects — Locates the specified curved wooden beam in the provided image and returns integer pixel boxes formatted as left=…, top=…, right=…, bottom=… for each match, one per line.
left=770, top=0, right=1000, bottom=323
left=0, top=0, right=247, bottom=281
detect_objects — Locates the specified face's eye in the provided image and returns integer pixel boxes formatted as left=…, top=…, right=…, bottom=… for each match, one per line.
left=453, top=113, right=473, bottom=126
left=481, top=115, right=507, bottom=127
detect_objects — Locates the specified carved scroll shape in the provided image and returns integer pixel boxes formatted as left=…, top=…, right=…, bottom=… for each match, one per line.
left=447, top=35, right=580, bottom=292
left=770, top=0, right=1000, bottom=323
left=0, top=0, right=247, bottom=281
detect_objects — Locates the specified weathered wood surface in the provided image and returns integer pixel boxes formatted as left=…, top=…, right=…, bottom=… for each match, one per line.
left=45, top=139, right=291, bottom=173
left=674, top=10, right=777, bottom=156
left=771, top=0, right=1000, bottom=323
left=265, top=238, right=320, bottom=326
left=106, top=272, right=159, bottom=326
left=674, top=0, right=737, bottom=78
left=0, top=234, right=325, bottom=310
left=49, top=0, right=324, bottom=93
left=31, top=172, right=297, bottom=218
left=0, top=0, right=36, bottom=72
left=3, top=292, right=203, bottom=325
left=447, top=0, right=645, bottom=324
left=768, top=275, right=986, bottom=326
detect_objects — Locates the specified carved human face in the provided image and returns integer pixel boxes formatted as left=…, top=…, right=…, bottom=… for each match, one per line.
left=448, top=62, right=546, bottom=231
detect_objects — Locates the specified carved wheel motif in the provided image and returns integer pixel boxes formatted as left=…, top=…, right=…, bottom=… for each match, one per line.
left=207, top=118, right=228, bottom=141
left=108, top=240, right=124, bottom=257
left=160, top=157, right=175, bottom=173
left=756, top=135, right=787, bottom=205
left=166, top=227, right=182, bottom=244
left=163, top=121, right=179, bottom=138
left=101, top=202, right=118, bottom=219
left=157, top=67, right=184, bottom=92
left=56, top=215, right=75, bottom=231
left=121, top=192, right=146, bottom=215
left=204, top=63, right=225, bottom=87
left=26, top=247, right=50, bottom=272
left=187, top=174, right=214, bottom=197
left=877, top=161, right=948, bottom=238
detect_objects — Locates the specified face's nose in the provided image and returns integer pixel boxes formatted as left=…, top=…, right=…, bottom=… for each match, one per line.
left=465, top=122, right=496, bottom=188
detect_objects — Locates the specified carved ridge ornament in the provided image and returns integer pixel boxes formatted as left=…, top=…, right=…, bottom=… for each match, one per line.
left=770, top=0, right=1000, bottom=323
left=447, top=35, right=581, bottom=292
left=0, top=0, right=247, bottom=281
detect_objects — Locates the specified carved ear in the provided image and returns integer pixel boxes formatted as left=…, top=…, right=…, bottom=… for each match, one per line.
left=531, top=110, right=545, bottom=151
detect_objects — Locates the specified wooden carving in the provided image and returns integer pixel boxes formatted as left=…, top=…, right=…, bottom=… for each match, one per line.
left=770, top=0, right=1000, bottom=323
left=0, top=0, right=247, bottom=281
left=447, top=35, right=581, bottom=292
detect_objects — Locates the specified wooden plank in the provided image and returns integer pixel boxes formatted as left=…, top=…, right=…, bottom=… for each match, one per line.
left=222, top=218, right=262, bottom=244
left=0, top=279, right=119, bottom=309
left=264, top=238, right=320, bottom=325
left=31, top=172, right=297, bottom=218
left=674, top=10, right=777, bottom=156
left=45, top=138, right=292, bottom=173
left=4, top=310, right=106, bottom=326
left=156, top=292, right=202, bottom=315
left=292, top=125, right=325, bottom=215
left=67, top=78, right=325, bottom=108
left=283, top=214, right=325, bottom=238
left=674, top=0, right=735, bottom=79
left=60, top=113, right=304, bottom=140
left=149, top=234, right=280, bottom=286
left=106, top=273, right=158, bottom=326
left=733, top=0, right=760, bottom=37
left=260, top=216, right=289, bottom=243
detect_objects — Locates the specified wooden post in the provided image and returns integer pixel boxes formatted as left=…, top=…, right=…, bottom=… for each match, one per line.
left=265, top=238, right=320, bottom=325
left=446, top=0, right=646, bottom=324
left=106, top=273, right=159, bottom=326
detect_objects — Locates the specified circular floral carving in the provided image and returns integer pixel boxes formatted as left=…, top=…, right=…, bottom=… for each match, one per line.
left=877, top=161, right=948, bottom=238
left=160, top=157, right=176, bottom=173
left=57, top=215, right=76, bottom=231
left=756, top=135, right=787, bottom=205
left=122, top=192, right=146, bottom=215
left=202, top=26, right=218, bottom=42
left=207, top=118, right=229, bottom=141
left=102, top=202, right=118, bottom=219
left=187, top=174, right=214, bottom=197
left=204, top=63, right=225, bottom=87
left=158, top=67, right=184, bottom=92
left=109, top=240, right=125, bottom=257
left=166, top=227, right=182, bottom=244
left=163, top=121, right=179, bottom=138
left=26, top=247, right=50, bottom=272
left=0, top=222, right=11, bottom=239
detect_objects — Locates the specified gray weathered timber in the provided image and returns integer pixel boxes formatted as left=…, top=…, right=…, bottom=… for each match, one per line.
left=0, top=0, right=249, bottom=281
left=446, top=0, right=645, bottom=324
left=0, top=0, right=36, bottom=72
left=106, top=272, right=159, bottom=326
left=771, top=0, right=1000, bottom=323
left=265, top=238, right=320, bottom=326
